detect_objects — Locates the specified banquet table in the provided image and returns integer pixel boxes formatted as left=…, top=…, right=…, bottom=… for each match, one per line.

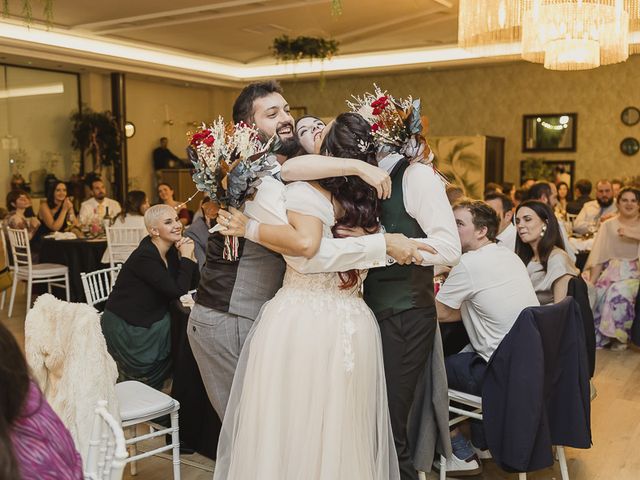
left=39, top=237, right=108, bottom=302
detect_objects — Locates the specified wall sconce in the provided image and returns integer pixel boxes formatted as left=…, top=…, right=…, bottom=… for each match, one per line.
left=125, top=121, right=136, bottom=138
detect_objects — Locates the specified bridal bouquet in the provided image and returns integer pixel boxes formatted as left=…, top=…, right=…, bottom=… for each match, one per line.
left=188, top=117, right=277, bottom=260
left=346, top=84, right=425, bottom=158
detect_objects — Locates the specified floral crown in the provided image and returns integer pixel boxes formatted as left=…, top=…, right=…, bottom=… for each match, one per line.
left=346, top=84, right=425, bottom=157
left=187, top=117, right=278, bottom=209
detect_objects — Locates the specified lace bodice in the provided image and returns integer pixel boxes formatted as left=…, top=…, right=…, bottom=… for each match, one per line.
left=281, top=182, right=366, bottom=296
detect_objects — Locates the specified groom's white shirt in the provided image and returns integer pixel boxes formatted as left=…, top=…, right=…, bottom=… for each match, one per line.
left=378, top=153, right=460, bottom=267
left=243, top=175, right=387, bottom=273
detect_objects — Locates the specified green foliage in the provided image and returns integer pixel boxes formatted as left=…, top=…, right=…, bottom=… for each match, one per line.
left=272, top=35, right=339, bottom=62
left=521, top=157, right=553, bottom=183
left=2, top=0, right=54, bottom=26
left=70, top=107, right=121, bottom=172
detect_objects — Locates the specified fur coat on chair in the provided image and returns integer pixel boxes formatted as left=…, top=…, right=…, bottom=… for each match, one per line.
left=25, top=294, right=119, bottom=466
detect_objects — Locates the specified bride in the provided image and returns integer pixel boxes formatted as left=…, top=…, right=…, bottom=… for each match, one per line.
left=213, top=112, right=400, bottom=480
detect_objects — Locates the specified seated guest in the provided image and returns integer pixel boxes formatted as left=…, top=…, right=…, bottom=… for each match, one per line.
left=484, top=182, right=502, bottom=195
left=0, top=322, right=83, bottom=480
left=611, top=178, right=623, bottom=199
left=157, top=182, right=191, bottom=226
left=567, top=178, right=593, bottom=215
left=35, top=181, right=78, bottom=241
left=513, top=188, right=527, bottom=209
left=516, top=200, right=579, bottom=305
left=573, top=179, right=618, bottom=235
left=484, top=191, right=516, bottom=251
left=526, top=181, right=576, bottom=262
left=585, top=187, right=640, bottom=350
left=112, top=190, right=149, bottom=229
left=555, top=181, right=570, bottom=221
left=102, top=205, right=198, bottom=389
left=185, top=197, right=219, bottom=270
left=501, top=181, right=515, bottom=203
left=436, top=200, right=539, bottom=476
left=79, top=177, right=122, bottom=225
left=4, top=190, right=40, bottom=240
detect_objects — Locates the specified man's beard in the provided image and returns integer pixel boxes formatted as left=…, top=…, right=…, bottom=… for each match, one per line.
left=275, top=135, right=302, bottom=158
left=597, top=197, right=614, bottom=208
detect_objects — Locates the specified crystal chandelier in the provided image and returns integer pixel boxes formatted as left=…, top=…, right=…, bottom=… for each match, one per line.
left=458, top=0, right=640, bottom=70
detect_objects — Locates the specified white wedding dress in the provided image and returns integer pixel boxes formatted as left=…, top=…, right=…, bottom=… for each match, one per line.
left=214, top=182, right=400, bottom=480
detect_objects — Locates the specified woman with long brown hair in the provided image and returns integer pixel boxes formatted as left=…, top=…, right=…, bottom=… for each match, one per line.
left=515, top=200, right=578, bottom=305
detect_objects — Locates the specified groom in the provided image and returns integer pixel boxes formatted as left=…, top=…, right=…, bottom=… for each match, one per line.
left=188, top=80, right=429, bottom=422
left=364, top=141, right=461, bottom=479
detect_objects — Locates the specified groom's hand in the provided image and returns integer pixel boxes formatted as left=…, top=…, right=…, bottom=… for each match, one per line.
left=384, top=233, right=436, bottom=265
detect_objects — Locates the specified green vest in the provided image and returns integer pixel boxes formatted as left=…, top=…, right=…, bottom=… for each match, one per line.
left=364, top=158, right=435, bottom=319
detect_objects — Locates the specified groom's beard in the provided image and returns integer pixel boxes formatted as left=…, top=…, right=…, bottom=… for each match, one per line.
left=275, top=135, right=302, bottom=158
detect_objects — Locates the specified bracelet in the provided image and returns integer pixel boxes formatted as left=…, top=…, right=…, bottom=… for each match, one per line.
left=245, top=219, right=261, bottom=243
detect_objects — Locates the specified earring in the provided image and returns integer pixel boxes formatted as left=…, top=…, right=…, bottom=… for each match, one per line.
left=540, top=224, right=547, bottom=238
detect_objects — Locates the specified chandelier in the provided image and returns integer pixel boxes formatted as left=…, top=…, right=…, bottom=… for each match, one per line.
left=458, top=0, right=640, bottom=70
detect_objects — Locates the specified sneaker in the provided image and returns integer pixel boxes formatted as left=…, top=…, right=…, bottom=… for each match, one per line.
left=433, top=453, right=482, bottom=476
left=473, top=445, right=492, bottom=460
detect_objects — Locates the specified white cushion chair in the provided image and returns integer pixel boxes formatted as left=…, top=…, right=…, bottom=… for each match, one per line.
left=439, top=391, right=569, bottom=480
left=105, top=226, right=146, bottom=268
left=84, top=400, right=128, bottom=480
left=7, top=227, right=69, bottom=317
left=115, top=381, right=181, bottom=479
left=81, top=266, right=122, bottom=308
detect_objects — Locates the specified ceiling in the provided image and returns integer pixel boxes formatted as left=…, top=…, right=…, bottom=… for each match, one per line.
left=2, top=0, right=459, bottom=63
left=0, top=0, right=528, bottom=86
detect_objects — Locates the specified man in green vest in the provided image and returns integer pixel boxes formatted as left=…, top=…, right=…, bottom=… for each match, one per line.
left=364, top=145, right=460, bottom=480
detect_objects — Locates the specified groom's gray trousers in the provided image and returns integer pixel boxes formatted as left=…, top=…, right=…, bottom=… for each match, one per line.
left=187, top=303, right=253, bottom=420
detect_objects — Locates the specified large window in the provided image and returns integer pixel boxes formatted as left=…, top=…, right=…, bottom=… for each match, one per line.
left=0, top=65, right=80, bottom=207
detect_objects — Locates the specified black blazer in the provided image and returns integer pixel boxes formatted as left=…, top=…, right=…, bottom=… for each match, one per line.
left=567, top=277, right=596, bottom=377
left=105, top=236, right=198, bottom=328
left=482, top=298, right=592, bottom=473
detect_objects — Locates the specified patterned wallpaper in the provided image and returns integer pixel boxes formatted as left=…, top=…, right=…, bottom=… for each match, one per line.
left=282, top=56, right=640, bottom=186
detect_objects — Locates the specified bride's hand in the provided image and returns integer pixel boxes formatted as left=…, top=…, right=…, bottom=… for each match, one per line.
left=217, top=207, right=249, bottom=237
left=354, top=162, right=391, bottom=200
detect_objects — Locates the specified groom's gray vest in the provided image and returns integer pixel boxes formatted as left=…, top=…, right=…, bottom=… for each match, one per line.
left=195, top=234, right=286, bottom=320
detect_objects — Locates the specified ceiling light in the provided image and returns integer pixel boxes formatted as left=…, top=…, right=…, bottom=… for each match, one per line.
left=459, top=0, right=638, bottom=70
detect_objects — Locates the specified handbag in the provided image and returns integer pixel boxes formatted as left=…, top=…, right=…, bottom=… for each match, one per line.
left=0, top=267, right=12, bottom=292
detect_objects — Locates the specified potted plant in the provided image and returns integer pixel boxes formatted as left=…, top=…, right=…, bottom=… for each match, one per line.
left=70, top=107, right=121, bottom=176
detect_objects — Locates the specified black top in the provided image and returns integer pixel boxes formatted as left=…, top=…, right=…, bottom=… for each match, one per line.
left=153, top=146, right=182, bottom=170
left=566, top=195, right=592, bottom=215
left=105, top=236, right=198, bottom=328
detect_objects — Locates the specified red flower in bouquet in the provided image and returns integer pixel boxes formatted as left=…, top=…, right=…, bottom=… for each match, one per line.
left=203, top=135, right=215, bottom=146
left=371, top=123, right=381, bottom=132
left=191, top=129, right=212, bottom=146
left=371, top=96, right=389, bottom=115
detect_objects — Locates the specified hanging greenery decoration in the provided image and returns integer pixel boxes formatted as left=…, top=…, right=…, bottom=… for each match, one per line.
left=70, top=107, right=121, bottom=173
left=2, top=0, right=54, bottom=26
left=272, top=35, right=339, bottom=62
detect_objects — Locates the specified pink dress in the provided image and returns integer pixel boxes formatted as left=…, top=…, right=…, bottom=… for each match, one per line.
left=11, top=381, right=83, bottom=480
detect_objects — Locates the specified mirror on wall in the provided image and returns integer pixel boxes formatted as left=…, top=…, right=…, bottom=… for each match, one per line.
left=522, top=113, right=577, bottom=153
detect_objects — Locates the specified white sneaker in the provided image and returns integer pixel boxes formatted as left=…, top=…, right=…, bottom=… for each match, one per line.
left=433, top=453, right=482, bottom=476
left=473, top=445, right=492, bottom=460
